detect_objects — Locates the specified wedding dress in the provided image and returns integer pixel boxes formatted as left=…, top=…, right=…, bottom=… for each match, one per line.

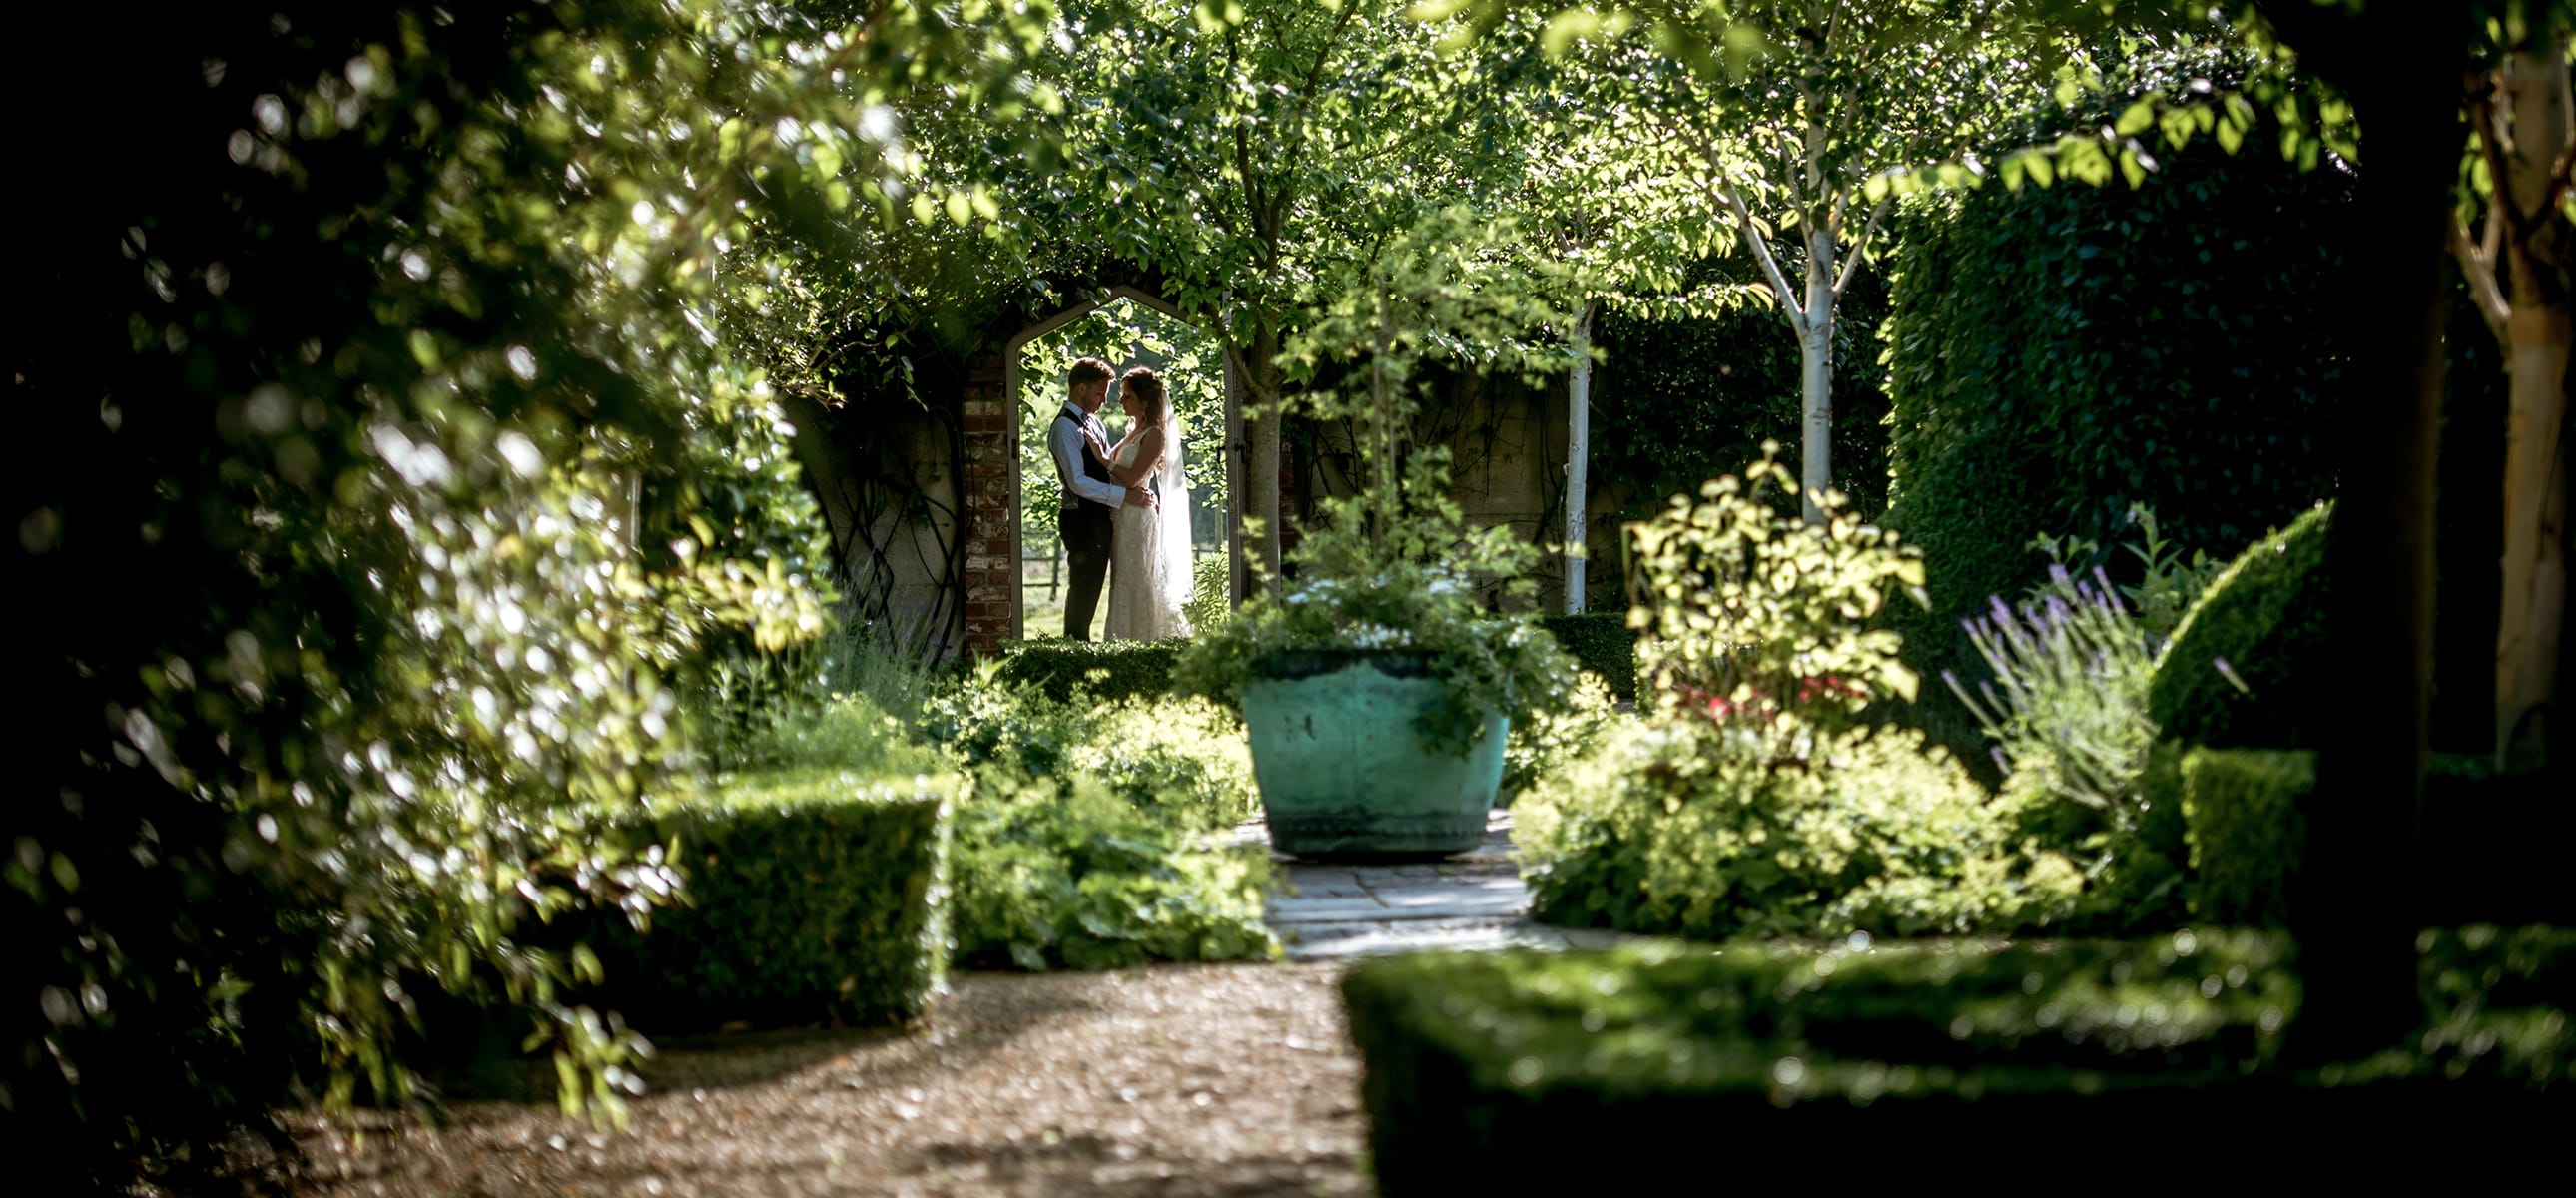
left=1104, top=416, right=1194, bottom=641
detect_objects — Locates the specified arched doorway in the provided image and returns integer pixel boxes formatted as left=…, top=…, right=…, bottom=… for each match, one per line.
left=961, top=286, right=1245, bottom=650
left=1006, top=289, right=1237, bottom=641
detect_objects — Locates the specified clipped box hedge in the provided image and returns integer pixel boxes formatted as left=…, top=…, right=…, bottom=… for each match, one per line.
left=2181, top=747, right=2315, bottom=926
left=1345, top=933, right=2569, bottom=1190
left=993, top=638, right=1183, bottom=703
left=583, top=768, right=955, bottom=1032
left=1536, top=611, right=1638, bottom=700
left=2150, top=502, right=2333, bottom=750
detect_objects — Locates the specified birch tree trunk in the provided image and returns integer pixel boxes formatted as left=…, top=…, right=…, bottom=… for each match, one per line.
left=2493, top=43, right=2572, bottom=771
left=1799, top=225, right=1836, bottom=524
left=1565, top=302, right=1594, bottom=614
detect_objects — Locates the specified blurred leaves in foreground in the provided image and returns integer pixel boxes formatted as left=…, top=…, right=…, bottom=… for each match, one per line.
left=4, top=0, right=1051, bottom=1184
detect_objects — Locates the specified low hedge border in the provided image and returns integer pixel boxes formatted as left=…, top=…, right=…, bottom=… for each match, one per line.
left=1344, top=931, right=2570, bottom=1190
left=1536, top=612, right=1637, bottom=700
left=992, top=639, right=1184, bottom=704
left=582, top=768, right=956, bottom=1032
left=2181, top=747, right=2315, bottom=926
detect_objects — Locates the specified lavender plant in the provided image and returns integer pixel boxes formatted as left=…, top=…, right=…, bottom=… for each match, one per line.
left=1945, top=565, right=2158, bottom=823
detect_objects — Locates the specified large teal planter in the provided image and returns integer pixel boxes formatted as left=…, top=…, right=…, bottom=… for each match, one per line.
left=1242, top=654, right=1508, bottom=859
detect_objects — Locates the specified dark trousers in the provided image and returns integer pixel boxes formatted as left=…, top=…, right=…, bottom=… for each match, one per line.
left=1060, top=503, right=1114, bottom=640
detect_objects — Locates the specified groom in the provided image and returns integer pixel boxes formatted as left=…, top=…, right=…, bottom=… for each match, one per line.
left=1050, top=357, right=1156, bottom=640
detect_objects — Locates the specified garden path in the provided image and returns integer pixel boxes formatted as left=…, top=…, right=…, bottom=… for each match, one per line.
left=1245, top=809, right=1616, bottom=960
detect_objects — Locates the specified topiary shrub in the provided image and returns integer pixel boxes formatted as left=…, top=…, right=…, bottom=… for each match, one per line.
left=1536, top=612, right=1638, bottom=700
left=2181, top=748, right=2316, bottom=926
left=992, top=639, right=1185, bottom=704
left=583, top=769, right=956, bottom=1033
left=1342, top=931, right=2569, bottom=1192
left=2150, top=502, right=2333, bottom=750
left=1517, top=721, right=2080, bottom=940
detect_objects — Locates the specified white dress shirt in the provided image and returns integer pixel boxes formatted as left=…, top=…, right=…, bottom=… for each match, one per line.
left=1049, top=400, right=1124, bottom=509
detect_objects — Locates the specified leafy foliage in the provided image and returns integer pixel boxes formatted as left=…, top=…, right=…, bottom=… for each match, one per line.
left=1347, top=924, right=2573, bottom=1186
left=946, top=772, right=1276, bottom=971
left=1590, top=257, right=1894, bottom=528
left=1499, top=670, right=1629, bottom=805
left=1947, top=565, right=2190, bottom=930
left=2029, top=504, right=2229, bottom=646
left=2180, top=747, right=2316, bottom=927
left=1949, top=566, right=2159, bottom=817
left=5, top=0, right=1057, bottom=1177
left=2149, top=502, right=2334, bottom=751
left=1517, top=721, right=2081, bottom=941
left=923, top=672, right=1257, bottom=834
left=991, top=639, right=1185, bottom=706
left=1624, top=445, right=1928, bottom=748
left=1175, top=452, right=1578, bottom=756
left=916, top=671, right=1275, bottom=969
left=1535, top=612, right=1640, bottom=701
left=1876, top=44, right=2352, bottom=765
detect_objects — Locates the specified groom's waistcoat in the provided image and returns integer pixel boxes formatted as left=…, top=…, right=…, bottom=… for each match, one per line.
left=1058, top=408, right=1116, bottom=512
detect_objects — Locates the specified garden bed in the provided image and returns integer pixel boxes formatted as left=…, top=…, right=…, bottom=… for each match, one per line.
left=1344, top=929, right=2572, bottom=1190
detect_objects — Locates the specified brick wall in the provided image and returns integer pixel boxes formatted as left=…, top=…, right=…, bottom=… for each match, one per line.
left=959, top=351, right=1015, bottom=657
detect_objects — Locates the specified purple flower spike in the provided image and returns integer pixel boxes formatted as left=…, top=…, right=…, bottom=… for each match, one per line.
left=2049, top=563, right=2071, bottom=586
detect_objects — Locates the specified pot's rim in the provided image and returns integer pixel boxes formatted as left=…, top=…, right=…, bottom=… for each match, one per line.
left=1249, top=648, right=1436, bottom=682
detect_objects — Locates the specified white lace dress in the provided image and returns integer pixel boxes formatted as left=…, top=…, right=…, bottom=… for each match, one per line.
left=1104, top=430, right=1193, bottom=641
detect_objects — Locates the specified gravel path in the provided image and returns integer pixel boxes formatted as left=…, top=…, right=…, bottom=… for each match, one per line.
left=280, top=964, right=1367, bottom=1198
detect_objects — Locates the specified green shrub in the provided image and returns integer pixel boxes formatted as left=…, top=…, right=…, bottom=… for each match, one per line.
left=733, top=692, right=952, bottom=776
left=916, top=672, right=1276, bottom=970
left=1182, top=554, right=1234, bottom=634
left=1949, top=565, right=2157, bottom=815
left=1536, top=612, right=1639, bottom=700
left=1625, top=445, right=1928, bottom=743
left=2182, top=748, right=2316, bottom=926
left=1343, top=930, right=2568, bottom=1191
left=922, top=676, right=1257, bottom=833
left=1943, top=565, right=2187, bottom=930
left=1517, top=721, right=2080, bottom=940
left=2150, top=503, right=2333, bottom=750
left=992, top=639, right=1185, bottom=704
left=1500, top=670, right=1628, bottom=806
left=949, top=771, right=1277, bottom=970
left=585, top=769, right=955, bottom=1033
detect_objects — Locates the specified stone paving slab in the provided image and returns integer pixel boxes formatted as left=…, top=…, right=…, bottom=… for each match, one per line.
left=1238, top=808, right=1633, bottom=961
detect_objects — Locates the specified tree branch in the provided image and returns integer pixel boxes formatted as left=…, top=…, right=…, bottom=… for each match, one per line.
left=1720, top=180, right=1809, bottom=337
left=1834, top=194, right=1891, bottom=297
left=2450, top=210, right=2512, bottom=346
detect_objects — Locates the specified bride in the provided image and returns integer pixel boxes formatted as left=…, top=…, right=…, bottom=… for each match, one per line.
left=1094, top=365, right=1194, bottom=640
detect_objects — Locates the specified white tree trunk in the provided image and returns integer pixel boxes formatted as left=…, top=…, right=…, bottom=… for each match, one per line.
left=2494, top=41, right=2571, bottom=770
left=1565, top=302, right=1594, bottom=614
left=1799, top=227, right=1836, bottom=524
left=2496, top=305, right=2570, bottom=769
